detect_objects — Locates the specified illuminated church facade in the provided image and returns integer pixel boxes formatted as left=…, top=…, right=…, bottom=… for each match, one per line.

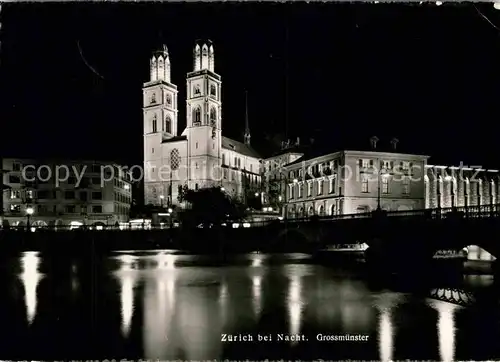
left=143, top=41, right=262, bottom=207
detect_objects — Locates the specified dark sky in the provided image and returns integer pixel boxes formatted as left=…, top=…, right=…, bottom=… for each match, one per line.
left=2, top=3, right=500, bottom=167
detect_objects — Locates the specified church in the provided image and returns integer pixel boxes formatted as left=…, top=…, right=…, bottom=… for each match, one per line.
left=143, top=41, right=262, bottom=207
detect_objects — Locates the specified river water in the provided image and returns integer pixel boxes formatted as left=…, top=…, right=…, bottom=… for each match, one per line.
left=0, top=251, right=499, bottom=361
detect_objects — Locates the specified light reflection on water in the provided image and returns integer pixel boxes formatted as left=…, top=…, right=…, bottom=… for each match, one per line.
left=2, top=250, right=499, bottom=360
left=19, top=251, right=43, bottom=325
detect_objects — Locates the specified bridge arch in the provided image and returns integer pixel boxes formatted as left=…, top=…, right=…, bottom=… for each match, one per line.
left=463, top=245, right=497, bottom=261
left=273, top=227, right=313, bottom=251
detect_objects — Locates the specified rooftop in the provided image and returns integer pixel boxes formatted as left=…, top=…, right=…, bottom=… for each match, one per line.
left=222, top=136, right=260, bottom=159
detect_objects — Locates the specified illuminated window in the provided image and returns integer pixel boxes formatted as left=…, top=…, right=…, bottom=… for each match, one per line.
left=382, top=177, right=389, bottom=194
left=317, top=179, right=323, bottom=195
left=361, top=174, right=369, bottom=193
left=307, top=181, right=313, bottom=197
left=402, top=176, right=410, bottom=195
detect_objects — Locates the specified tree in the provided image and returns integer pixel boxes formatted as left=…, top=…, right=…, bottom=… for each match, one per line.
left=177, top=184, right=189, bottom=203
left=181, top=187, right=247, bottom=227
left=268, top=178, right=284, bottom=210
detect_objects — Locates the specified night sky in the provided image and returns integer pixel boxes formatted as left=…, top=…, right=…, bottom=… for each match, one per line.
left=2, top=3, right=500, bottom=167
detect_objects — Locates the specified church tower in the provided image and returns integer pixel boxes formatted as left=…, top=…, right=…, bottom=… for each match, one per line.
left=143, top=45, right=179, bottom=204
left=184, top=40, right=222, bottom=189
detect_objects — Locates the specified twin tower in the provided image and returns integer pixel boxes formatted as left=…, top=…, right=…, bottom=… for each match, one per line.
left=149, top=41, right=215, bottom=83
left=143, top=40, right=222, bottom=144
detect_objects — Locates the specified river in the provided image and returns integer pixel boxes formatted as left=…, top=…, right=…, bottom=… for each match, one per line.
left=0, top=251, right=498, bottom=361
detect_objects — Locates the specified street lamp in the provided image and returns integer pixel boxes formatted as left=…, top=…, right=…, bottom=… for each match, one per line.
left=26, top=206, right=34, bottom=230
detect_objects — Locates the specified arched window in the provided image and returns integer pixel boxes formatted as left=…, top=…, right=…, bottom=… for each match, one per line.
left=150, top=93, right=156, bottom=104
left=308, top=206, right=314, bottom=216
left=165, top=116, right=172, bottom=133
left=152, top=114, right=157, bottom=133
left=318, top=205, right=325, bottom=216
left=210, top=107, right=217, bottom=127
left=330, top=204, right=336, bottom=216
left=166, top=93, right=172, bottom=106
left=194, top=85, right=201, bottom=95
left=210, top=84, right=216, bottom=96
left=222, top=153, right=226, bottom=165
left=192, top=106, right=201, bottom=126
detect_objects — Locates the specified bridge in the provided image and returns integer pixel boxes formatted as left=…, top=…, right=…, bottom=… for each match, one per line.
left=2, top=204, right=500, bottom=262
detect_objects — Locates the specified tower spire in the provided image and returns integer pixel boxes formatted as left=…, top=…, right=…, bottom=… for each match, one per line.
left=244, top=90, right=251, bottom=146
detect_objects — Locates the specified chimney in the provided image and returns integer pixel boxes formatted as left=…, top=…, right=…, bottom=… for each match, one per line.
left=370, top=136, right=379, bottom=150
left=390, top=137, right=399, bottom=151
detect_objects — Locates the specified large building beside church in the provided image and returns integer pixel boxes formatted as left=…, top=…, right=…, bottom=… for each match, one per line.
left=143, top=41, right=262, bottom=207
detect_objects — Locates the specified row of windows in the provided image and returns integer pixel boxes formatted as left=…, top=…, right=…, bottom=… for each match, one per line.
left=7, top=175, right=125, bottom=187
left=359, top=159, right=413, bottom=171
left=289, top=160, right=339, bottom=180
left=222, top=168, right=260, bottom=184
left=151, top=114, right=173, bottom=134
left=289, top=177, right=337, bottom=199
left=10, top=189, right=103, bottom=201
left=192, top=84, right=217, bottom=97
left=149, top=92, right=174, bottom=106
left=9, top=204, right=103, bottom=214
left=360, top=175, right=410, bottom=195
left=221, top=154, right=254, bottom=172
left=191, top=106, right=217, bottom=127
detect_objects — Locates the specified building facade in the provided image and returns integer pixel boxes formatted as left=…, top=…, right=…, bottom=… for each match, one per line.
left=143, top=41, right=261, bottom=207
left=1, top=159, right=132, bottom=228
left=280, top=149, right=429, bottom=218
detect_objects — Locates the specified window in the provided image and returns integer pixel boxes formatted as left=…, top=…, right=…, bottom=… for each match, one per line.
left=210, top=84, right=216, bottom=96
left=9, top=175, right=20, bottom=184
left=165, top=116, right=172, bottom=133
left=92, top=177, right=100, bottom=185
left=329, top=176, right=335, bottom=194
left=65, top=205, right=76, bottom=213
left=289, top=184, right=294, bottom=199
left=92, top=191, right=102, bottom=200
left=234, top=157, right=237, bottom=167
left=210, top=107, right=217, bottom=127
left=10, top=190, right=20, bottom=199
left=223, top=168, right=228, bottom=179
left=307, top=181, right=313, bottom=197
left=317, top=179, right=323, bottom=195
left=12, top=163, right=21, bottom=171
left=92, top=205, right=102, bottom=213
left=166, top=93, right=172, bottom=105
left=150, top=93, right=156, bottom=104
left=170, top=149, right=180, bottom=170
left=192, top=106, right=201, bottom=126
left=65, top=191, right=75, bottom=199
left=402, top=177, right=410, bottom=195
left=194, top=85, right=201, bottom=95
left=382, top=177, right=389, bottom=194
left=80, top=191, right=88, bottom=201
left=10, top=204, right=21, bottom=212
left=196, top=142, right=198, bottom=149
left=195, top=183, right=199, bottom=190
left=152, top=114, right=157, bottom=133
left=26, top=190, right=34, bottom=199
left=222, top=153, right=225, bottom=165
left=81, top=205, right=87, bottom=214
left=361, top=174, right=369, bottom=193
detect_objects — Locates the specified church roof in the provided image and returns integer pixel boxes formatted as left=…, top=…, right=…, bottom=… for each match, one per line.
left=222, top=136, right=260, bottom=159
left=162, top=136, right=187, bottom=144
